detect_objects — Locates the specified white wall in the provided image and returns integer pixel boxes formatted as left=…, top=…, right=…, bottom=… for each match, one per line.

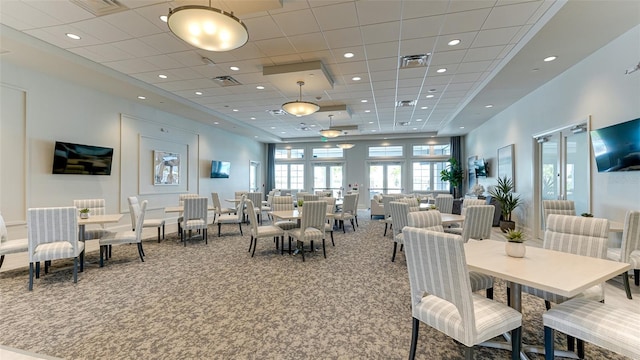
left=0, top=60, right=265, bottom=238
left=465, top=24, right=640, bottom=236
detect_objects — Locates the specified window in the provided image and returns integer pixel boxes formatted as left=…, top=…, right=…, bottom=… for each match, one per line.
left=312, top=148, right=343, bottom=158
left=313, top=163, right=343, bottom=197
left=412, top=161, right=450, bottom=191
left=412, top=144, right=450, bottom=156
left=369, top=146, right=403, bottom=157
left=275, top=163, right=305, bottom=190
left=369, top=162, right=403, bottom=198
left=275, top=148, right=304, bottom=159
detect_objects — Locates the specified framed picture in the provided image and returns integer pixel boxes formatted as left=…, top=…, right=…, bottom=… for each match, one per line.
left=467, top=155, right=477, bottom=191
left=497, top=144, right=514, bottom=190
left=154, top=151, right=180, bottom=185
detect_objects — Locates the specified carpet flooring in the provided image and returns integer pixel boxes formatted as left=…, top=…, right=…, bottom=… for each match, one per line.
left=0, top=213, right=630, bottom=359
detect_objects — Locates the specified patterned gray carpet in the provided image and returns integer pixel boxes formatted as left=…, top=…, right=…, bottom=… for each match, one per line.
left=0, top=214, right=629, bottom=359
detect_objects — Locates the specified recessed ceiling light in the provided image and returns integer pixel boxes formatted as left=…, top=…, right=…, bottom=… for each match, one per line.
left=413, top=128, right=418, bottom=130
left=232, top=109, right=238, bottom=112
left=230, top=66, right=239, bottom=71
left=459, top=126, right=465, bottom=129
left=352, top=76, right=361, bottom=81
left=448, top=39, right=461, bottom=46
left=485, top=104, right=493, bottom=108
left=344, top=52, right=354, bottom=58
left=195, top=91, right=203, bottom=95
left=158, top=74, right=167, bottom=79
left=271, top=127, right=276, bottom=129
left=250, top=117, right=256, bottom=120
left=416, top=119, right=423, bottom=122
left=137, top=96, right=146, bottom=100
left=421, top=106, right=428, bottom=109
left=544, top=56, right=557, bottom=62
left=281, top=131, right=286, bottom=134
left=426, top=95, right=434, bottom=98
left=214, top=122, right=219, bottom=125
left=436, top=68, right=447, bottom=73
left=371, top=130, right=377, bottom=132
left=310, top=124, right=316, bottom=127
left=361, top=99, right=368, bottom=103
left=365, top=110, right=371, bottom=113
left=254, top=136, right=258, bottom=138
left=66, top=33, right=81, bottom=40
left=256, top=85, right=265, bottom=90
left=368, top=121, right=374, bottom=124
left=159, top=15, right=167, bottom=22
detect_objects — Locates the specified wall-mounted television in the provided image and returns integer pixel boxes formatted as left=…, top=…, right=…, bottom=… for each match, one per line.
left=211, top=160, right=231, bottom=178
left=590, top=118, right=640, bottom=172
left=52, top=141, right=113, bottom=175
left=474, top=159, right=488, bottom=177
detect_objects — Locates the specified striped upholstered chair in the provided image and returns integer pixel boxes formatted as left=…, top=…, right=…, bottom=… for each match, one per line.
left=177, top=194, right=200, bottom=235
left=73, top=198, right=110, bottom=240
left=246, top=192, right=263, bottom=224
left=100, top=200, right=148, bottom=267
left=0, top=213, right=28, bottom=269
left=435, top=194, right=454, bottom=214
left=607, top=210, right=640, bottom=299
left=542, top=200, right=575, bottom=227
left=213, top=195, right=244, bottom=237
left=245, top=200, right=283, bottom=257
left=445, top=205, right=495, bottom=242
left=270, top=196, right=298, bottom=231
left=128, top=196, right=165, bottom=243
left=381, top=195, right=395, bottom=236
left=403, top=227, right=522, bottom=360
left=181, top=197, right=209, bottom=245
left=285, top=200, right=327, bottom=261
left=446, top=198, right=486, bottom=231
left=27, top=206, right=85, bottom=291
left=389, top=201, right=410, bottom=262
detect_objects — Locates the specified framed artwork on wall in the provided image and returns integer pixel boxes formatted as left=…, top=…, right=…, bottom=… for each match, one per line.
left=154, top=150, right=180, bottom=185
left=467, top=155, right=477, bottom=191
left=497, top=144, right=515, bottom=190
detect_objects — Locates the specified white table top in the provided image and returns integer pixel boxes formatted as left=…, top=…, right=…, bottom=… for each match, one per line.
left=464, top=240, right=630, bottom=298
left=441, top=213, right=465, bottom=226
left=165, top=206, right=215, bottom=213
left=78, top=214, right=123, bottom=225
left=269, top=210, right=333, bottom=221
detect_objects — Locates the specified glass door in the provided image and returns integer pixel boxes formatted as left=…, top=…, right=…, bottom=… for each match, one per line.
left=249, top=161, right=260, bottom=192
left=368, top=162, right=403, bottom=199
left=313, top=163, right=344, bottom=197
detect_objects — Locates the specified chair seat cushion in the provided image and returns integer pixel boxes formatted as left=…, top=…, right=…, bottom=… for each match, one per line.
left=0, top=238, right=28, bottom=254
left=215, top=214, right=239, bottom=224
left=324, top=223, right=334, bottom=232
left=143, top=219, right=165, bottom=227
left=32, top=241, right=84, bottom=262
left=99, top=231, right=137, bottom=246
left=286, top=227, right=324, bottom=242
left=443, top=227, right=463, bottom=235
left=255, top=225, right=284, bottom=238
left=261, top=206, right=271, bottom=211
left=184, top=219, right=207, bottom=229
left=607, top=248, right=640, bottom=268
left=414, top=293, right=522, bottom=347
left=334, top=212, right=354, bottom=221
left=394, top=233, right=404, bottom=244
left=275, top=220, right=298, bottom=230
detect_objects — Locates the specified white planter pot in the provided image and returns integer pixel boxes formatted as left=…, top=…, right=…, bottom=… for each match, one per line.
left=80, top=213, right=89, bottom=219
left=505, top=242, right=526, bottom=258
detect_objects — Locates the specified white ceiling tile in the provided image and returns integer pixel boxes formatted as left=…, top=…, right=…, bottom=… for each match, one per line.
left=271, top=9, right=320, bottom=36
left=73, top=43, right=134, bottom=62
left=355, top=1, right=402, bottom=26
left=402, top=1, right=450, bottom=18
left=441, top=8, right=492, bottom=35
left=101, top=10, right=163, bottom=38
left=471, top=26, right=522, bottom=48
left=166, top=51, right=210, bottom=67
left=526, top=1, right=555, bottom=24
left=483, top=1, right=542, bottom=29
left=312, top=2, right=359, bottom=30
left=361, top=22, right=401, bottom=45
left=0, top=1, right=67, bottom=29
left=104, top=58, right=159, bottom=74
left=26, top=0, right=95, bottom=24
left=399, top=38, right=437, bottom=57
left=230, top=42, right=266, bottom=61
left=400, top=16, right=446, bottom=40
left=363, top=42, right=400, bottom=60
left=432, top=31, right=477, bottom=53
left=73, top=18, right=132, bottom=43
left=429, top=49, right=467, bottom=66
left=463, top=45, right=505, bottom=62
left=140, top=33, right=193, bottom=53
left=289, top=32, right=329, bottom=53
left=24, top=26, right=102, bottom=49
left=269, top=53, right=304, bottom=64
left=141, top=54, right=185, bottom=70
left=254, top=38, right=297, bottom=57
left=451, top=72, right=483, bottom=83
left=112, top=38, right=163, bottom=57
left=323, top=27, right=363, bottom=49
left=367, top=57, right=399, bottom=72
left=132, top=3, right=176, bottom=33
left=243, top=15, right=284, bottom=41
left=457, top=60, right=493, bottom=73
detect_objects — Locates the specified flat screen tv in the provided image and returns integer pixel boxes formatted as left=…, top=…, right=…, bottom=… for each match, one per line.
left=475, top=159, right=488, bottom=177
left=211, top=160, right=230, bottom=178
left=52, top=141, right=113, bottom=175
left=590, top=118, right=640, bottom=172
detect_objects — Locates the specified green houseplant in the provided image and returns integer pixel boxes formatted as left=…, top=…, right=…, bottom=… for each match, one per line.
left=440, top=157, right=464, bottom=198
left=489, top=176, right=521, bottom=232
left=505, top=229, right=524, bottom=243
left=504, top=229, right=526, bottom=257
left=79, top=208, right=90, bottom=219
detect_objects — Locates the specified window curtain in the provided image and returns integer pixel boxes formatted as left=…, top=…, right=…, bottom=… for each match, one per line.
left=451, top=136, right=462, bottom=198
left=266, top=143, right=276, bottom=192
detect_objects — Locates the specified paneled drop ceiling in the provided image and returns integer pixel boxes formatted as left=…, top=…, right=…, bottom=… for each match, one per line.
left=1, top=0, right=639, bottom=143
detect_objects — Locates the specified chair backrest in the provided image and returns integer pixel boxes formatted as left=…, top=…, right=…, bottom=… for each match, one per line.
left=245, top=200, right=259, bottom=234
left=407, top=210, right=444, bottom=232
left=27, top=207, right=79, bottom=262
left=315, top=190, right=332, bottom=197
left=461, top=199, right=486, bottom=216
left=247, top=192, right=263, bottom=208
left=235, top=191, right=248, bottom=199
left=460, top=205, right=495, bottom=242
left=179, top=193, right=200, bottom=206
left=382, top=195, right=395, bottom=218
left=302, top=194, right=319, bottom=201
left=271, top=196, right=294, bottom=211
left=403, top=227, right=476, bottom=344
left=0, top=213, right=7, bottom=246
left=398, top=197, right=419, bottom=212
left=435, top=194, right=454, bottom=214
left=234, top=195, right=246, bottom=221
left=544, top=214, right=608, bottom=258
left=300, top=201, right=326, bottom=233
left=324, top=197, right=337, bottom=215
left=342, top=194, right=358, bottom=214
left=543, top=200, right=576, bottom=221
left=127, top=196, right=141, bottom=230
left=389, top=201, right=410, bottom=237
left=183, top=197, right=208, bottom=223
left=133, top=200, right=148, bottom=242
left=73, top=199, right=106, bottom=216
left=620, top=211, right=640, bottom=263
left=211, top=192, right=224, bottom=213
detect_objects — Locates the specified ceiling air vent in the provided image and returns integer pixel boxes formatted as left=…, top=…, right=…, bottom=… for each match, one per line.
left=266, top=109, right=286, bottom=116
left=396, top=100, right=416, bottom=107
left=399, top=54, right=430, bottom=69
left=71, top=0, right=128, bottom=16
left=212, top=76, right=242, bottom=87
left=397, top=121, right=410, bottom=126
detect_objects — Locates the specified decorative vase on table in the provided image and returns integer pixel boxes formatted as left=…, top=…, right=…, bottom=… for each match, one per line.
left=504, top=229, right=525, bottom=258
left=79, top=209, right=90, bottom=219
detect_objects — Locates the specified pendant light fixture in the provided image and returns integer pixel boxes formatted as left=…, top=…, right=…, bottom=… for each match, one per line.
left=319, top=115, right=342, bottom=138
left=281, top=81, right=320, bottom=116
left=167, top=1, right=248, bottom=52
left=336, top=143, right=355, bottom=149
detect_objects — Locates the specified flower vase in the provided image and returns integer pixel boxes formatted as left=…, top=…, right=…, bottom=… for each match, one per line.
left=80, top=213, right=89, bottom=219
left=505, top=242, right=526, bottom=258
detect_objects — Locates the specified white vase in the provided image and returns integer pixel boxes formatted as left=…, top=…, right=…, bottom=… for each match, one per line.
left=505, top=242, right=526, bottom=258
left=80, top=212, right=89, bottom=219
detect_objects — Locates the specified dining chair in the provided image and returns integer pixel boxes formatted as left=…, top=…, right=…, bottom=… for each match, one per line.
left=403, top=227, right=522, bottom=360
left=270, top=196, right=298, bottom=231
left=246, top=192, right=263, bottom=224
left=100, top=200, right=147, bottom=267
left=27, top=206, right=85, bottom=291
left=261, top=191, right=275, bottom=222
left=182, top=197, right=209, bottom=245
left=214, top=195, right=245, bottom=237
left=542, top=200, right=576, bottom=227
left=445, top=205, right=495, bottom=242
left=211, top=192, right=235, bottom=222
left=73, top=198, right=110, bottom=240
left=177, top=194, right=200, bottom=234
left=245, top=200, right=283, bottom=257
left=435, top=194, right=454, bottom=214
left=606, top=210, right=640, bottom=299
left=398, top=197, right=420, bottom=212
left=389, top=201, right=410, bottom=262
left=448, top=198, right=486, bottom=230
left=285, top=201, right=327, bottom=262
left=235, top=191, right=248, bottom=200
left=127, top=196, right=165, bottom=243
left=0, top=213, right=28, bottom=269
left=323, top=197, right=337, bottom=246
left=381, top=195, right=395, bottom=236
left=334, top=193, right=357, bottom=233
left=302, top=194, right=319, bottom=202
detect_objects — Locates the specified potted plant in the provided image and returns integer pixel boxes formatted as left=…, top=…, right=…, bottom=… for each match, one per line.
left=440, top=157, right=464, bottom=198
left=489, top=176, right=521, bottom=233
left=79, top=208, right=90, bottom=219
left=504, top=229, right=526, bottom=258
left=581, top=212, right=593, bottom=217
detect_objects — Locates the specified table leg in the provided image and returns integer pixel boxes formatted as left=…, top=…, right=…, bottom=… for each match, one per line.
left=78, top=224, right=85, bottom=272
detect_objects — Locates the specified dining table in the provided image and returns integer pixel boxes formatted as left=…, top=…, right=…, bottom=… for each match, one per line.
left=78, top=214, right=123, bottom=242
left=464, top=239, right=630, bottom=359
left=164, top=205, right=215, bottom=213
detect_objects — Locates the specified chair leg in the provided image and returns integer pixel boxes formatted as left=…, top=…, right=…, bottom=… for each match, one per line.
left=248, top=235, right=254, bottom=252
left=162, top=224, right=165, bottom=239
left=0, top=255, right=4, bottom=269
left=464, top=346, right=473, bottom=360
left=204, top=228, right=208, bottom=244
left=511, top=326, right=522, bottom=360
left=322, top=239, right=326, bottom=258
left=239, top=223, right=243, bottom=236
left=100, top=245, right=105, bottom=267
left=44, top=260, right=49, bottom=274
left=635, top=269, right=639, bottom=286
left=28, top=262, right=34, bottom=291
left=330, top=232, right=334, bottom=246
left=140, top=243, right=146, bottom=257
left=486, top=287, right=493, bottom=299
left=623, top=272, right=633, bottom=299
left=577, top=339, right=585, bottom=359
left=157, top=227, right=161, bottom=243
left=342, top=220, right=346, bottom=233
left=80, top=250, right=84, bottom=272
left=35, top=262, right=40, bottom=278
left=137, top=243, right=145, bottom=262
left=218, top=223, right=222, bottom=237
left=544, top=300, right=551, bottom=311
left=73, top=257, right=78, bottom=283
left=392, top=242, right=398, bottom=262
left=299, top=240, right=305, bottom=262
left=409, top=317, right=419, bottom=360
left=351, top=219, right=356, bottom=231
left=544, top=326, right=554, bottom=360
left=384, top=223, right=388, bottom=236
left=251, top=238, right=258, bottom=257
left=567, top=336, right=575, bottom=352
